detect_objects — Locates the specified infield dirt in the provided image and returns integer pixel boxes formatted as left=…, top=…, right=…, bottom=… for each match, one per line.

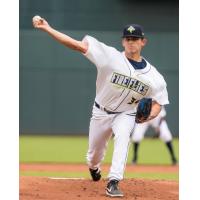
left=20, top=164, right=178, bottom=200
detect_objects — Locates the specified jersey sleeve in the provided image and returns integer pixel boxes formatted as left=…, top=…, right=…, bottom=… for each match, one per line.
left=82, top=35, right=118, bottom=69
left=152, top=83, right=169, bottom=105
left=149, top=71, right=169, bottom=105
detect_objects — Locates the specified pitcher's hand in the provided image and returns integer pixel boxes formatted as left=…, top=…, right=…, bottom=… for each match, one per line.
left=32, top=16, right=50, bottom=31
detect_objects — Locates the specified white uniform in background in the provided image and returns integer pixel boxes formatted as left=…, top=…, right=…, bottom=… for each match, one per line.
left=132, top=107, right=173, bottom=143
left=82, top=35, right=169, bottom=181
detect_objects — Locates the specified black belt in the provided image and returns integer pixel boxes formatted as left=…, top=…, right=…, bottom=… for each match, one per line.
left=95, top=102, right=121, bottom=114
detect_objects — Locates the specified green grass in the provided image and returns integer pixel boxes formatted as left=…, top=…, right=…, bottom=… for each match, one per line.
left=19, top=135, right=179, bottom=165
left=135, top=139, right=179, bottom=165
left=19, top=135, right=88, bottom=163
left=19, top=136, right=179, bottom=181
left=20, top=170, right=178, bottom=181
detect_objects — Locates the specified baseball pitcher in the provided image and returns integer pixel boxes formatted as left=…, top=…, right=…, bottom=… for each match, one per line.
left=33, top=17, right=169, bottom=197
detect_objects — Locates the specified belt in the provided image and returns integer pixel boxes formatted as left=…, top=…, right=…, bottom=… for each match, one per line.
left=94, top=101, right=121, bottom=114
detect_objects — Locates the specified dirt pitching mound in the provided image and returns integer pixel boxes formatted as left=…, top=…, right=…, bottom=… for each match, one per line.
left=20, top=176, right=178, bottom=200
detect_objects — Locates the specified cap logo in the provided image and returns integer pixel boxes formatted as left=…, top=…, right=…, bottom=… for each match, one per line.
left=127, top=26, right=135, bottom=33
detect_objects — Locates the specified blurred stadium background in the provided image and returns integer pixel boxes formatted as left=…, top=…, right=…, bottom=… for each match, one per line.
left=19, top=0, right=178, bottom=137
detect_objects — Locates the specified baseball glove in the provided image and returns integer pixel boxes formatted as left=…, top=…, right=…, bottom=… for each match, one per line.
left=135, top=98, right=152, bottom=123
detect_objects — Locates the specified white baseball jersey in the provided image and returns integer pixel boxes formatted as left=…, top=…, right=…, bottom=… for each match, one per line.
left=82, top=35, right=169, bottom=112
left=82, top=35, right=169, bottom=181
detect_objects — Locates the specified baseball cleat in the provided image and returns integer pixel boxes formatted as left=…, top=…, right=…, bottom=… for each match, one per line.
left=89, top=168, right=101, bottom=181
left=106, top=179, right=124, bottom=197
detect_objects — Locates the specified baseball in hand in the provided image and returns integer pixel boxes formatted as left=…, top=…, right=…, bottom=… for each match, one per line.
left=33, top=15, right=41, bottom=21
left=32, top=15, right=42, bottom=26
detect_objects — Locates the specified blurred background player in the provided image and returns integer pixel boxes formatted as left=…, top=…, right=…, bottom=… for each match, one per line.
left=131, top=106, right=177, bottom=165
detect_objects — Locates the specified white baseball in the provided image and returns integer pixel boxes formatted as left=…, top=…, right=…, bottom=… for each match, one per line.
left=32, top=15, right=42, bottom=23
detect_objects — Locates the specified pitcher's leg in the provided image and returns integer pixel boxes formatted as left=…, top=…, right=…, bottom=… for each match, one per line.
left=108, top=113, right=135, bottom=181
left=87, top=117, right=112, bottom=170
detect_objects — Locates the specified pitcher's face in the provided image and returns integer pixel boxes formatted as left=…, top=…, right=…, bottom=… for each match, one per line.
left=122, top=37, right=146, bottom=55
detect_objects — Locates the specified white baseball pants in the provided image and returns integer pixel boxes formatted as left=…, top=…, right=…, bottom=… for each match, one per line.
left=87, top=105, right=136, bottom=181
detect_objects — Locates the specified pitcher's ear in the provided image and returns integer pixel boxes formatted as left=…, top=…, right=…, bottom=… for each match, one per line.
left=142, top=38, right=147, bottom=46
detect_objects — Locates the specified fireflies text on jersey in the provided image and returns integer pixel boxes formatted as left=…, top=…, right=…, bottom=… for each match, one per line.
left=111, top=72, right=149, bottom=96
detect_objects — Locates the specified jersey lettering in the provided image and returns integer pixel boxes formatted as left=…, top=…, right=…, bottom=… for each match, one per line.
left=111, top=73, right=120, bottom=83
left=111, top=72, right=149, bottom=96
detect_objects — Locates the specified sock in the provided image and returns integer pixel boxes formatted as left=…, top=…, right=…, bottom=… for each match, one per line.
left=133, top=142, right=139, bottom=162
left=165, top=141, right=177, bottom=162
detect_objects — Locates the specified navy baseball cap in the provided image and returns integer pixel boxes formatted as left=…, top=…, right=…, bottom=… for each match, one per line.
left=122, top=24, right=144, bottom=38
